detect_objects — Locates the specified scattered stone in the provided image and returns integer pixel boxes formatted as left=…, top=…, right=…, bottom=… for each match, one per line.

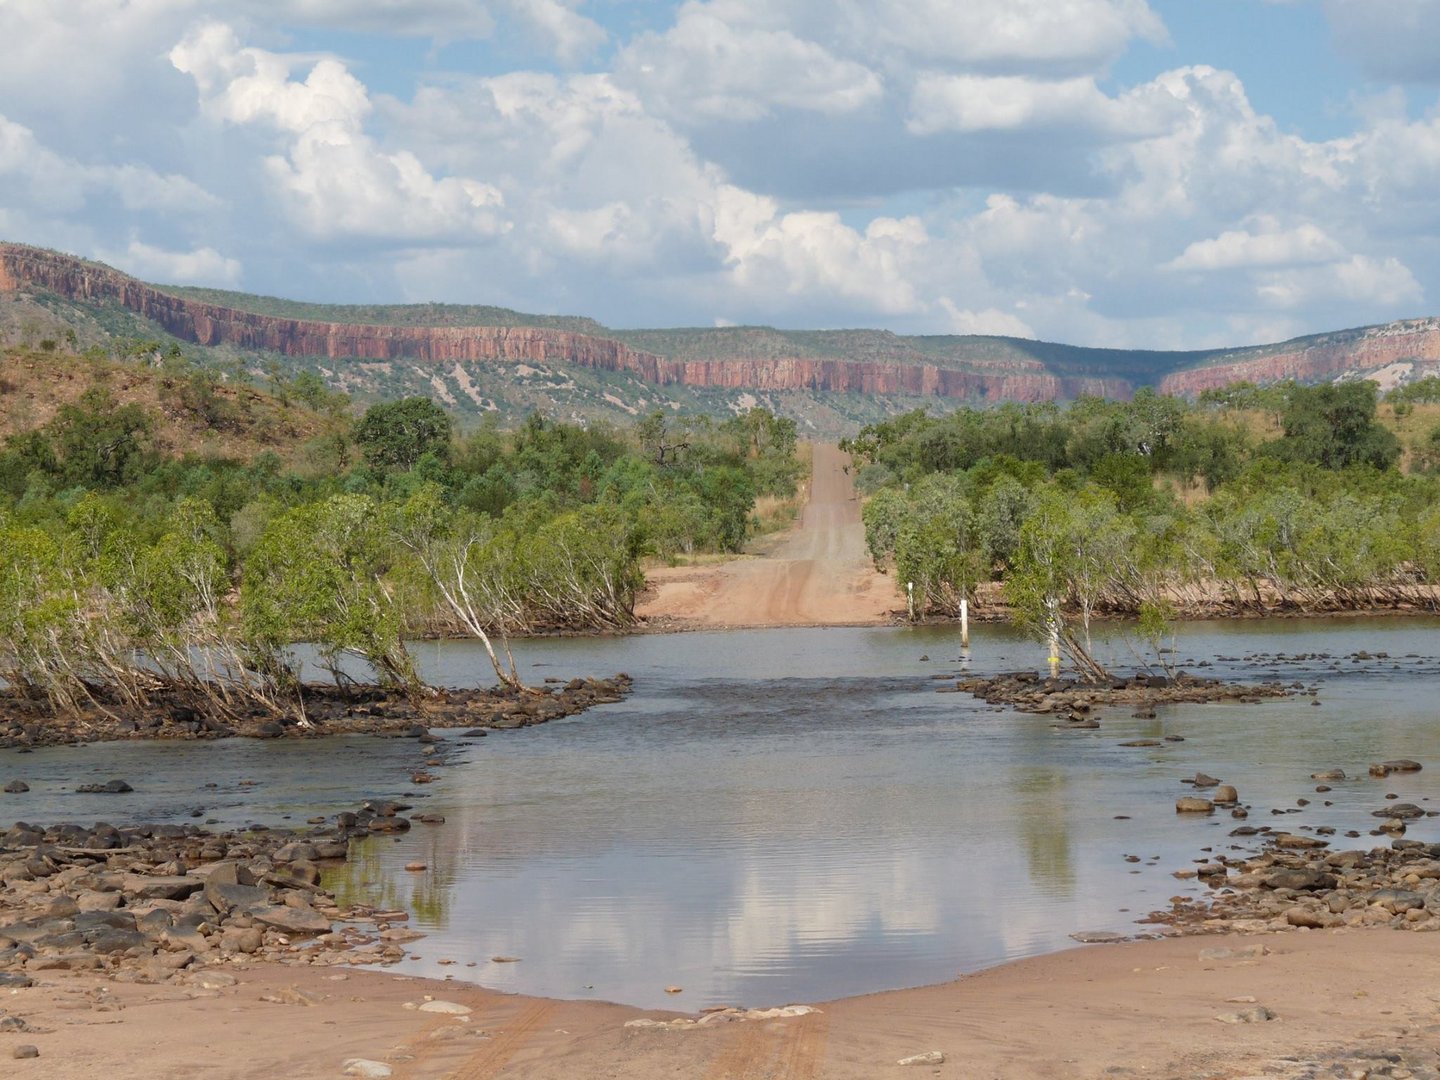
left=491, top=956, right=521, bottom=963
left=1070, top=931, right=1127, bottom=943
left=1176, top=797, right=1214, bottom=813
left=342, top=1060, right=394, bottom=1078
left=2, top=780, right=28, bottom=794
left=417, top=1000, right=472, bottom=1015
left=1215, top=1006, right=1275, bottom=1024
left=74, top=779, right=133, bottom=794
left=1382, top=759, right=1423, bottom=772
left=261, top=986, right=324, bottom=1007
left=1213, top=785, right=1238, bottom=805
left=1193, top=773, right=1221, bottom=787
left=664, top=986, right=683, bottom=994
left=898, top=1051, right=946, bottom=1066
left=13, top=1045, right=39, bottom=1060
left=403, top=862, right=428, bottom=872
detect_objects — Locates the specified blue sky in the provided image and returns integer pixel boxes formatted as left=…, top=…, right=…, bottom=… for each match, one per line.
left=3, top=0, right=1440, bottom=350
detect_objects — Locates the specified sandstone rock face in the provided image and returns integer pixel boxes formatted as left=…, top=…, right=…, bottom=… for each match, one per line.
left=0, top=243, right=1133, bottom=404
left=12, top=242, right=1440, bottom=402
left=1156, top=320, right=1440, bottom=396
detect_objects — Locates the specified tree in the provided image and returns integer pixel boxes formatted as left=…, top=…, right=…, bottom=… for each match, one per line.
left=242, top=494, right=422, bottom=700
left=1271, top=382, right=1400, bottom=470
left=391, top=484, right=525, bottom=689
left=355, top=397, right=453, bottom=474
left=1005, top=486, right=1136, bottom=680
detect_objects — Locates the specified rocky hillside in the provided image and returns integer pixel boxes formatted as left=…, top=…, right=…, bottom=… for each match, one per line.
left=4, top=241, right=1440, bottom=427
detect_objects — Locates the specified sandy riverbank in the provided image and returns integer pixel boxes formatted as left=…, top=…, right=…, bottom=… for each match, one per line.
left=5, top=929, right=1438, bottom=1079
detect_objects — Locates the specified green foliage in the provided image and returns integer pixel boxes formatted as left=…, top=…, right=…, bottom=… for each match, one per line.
left=242, top=494, right=420, bottom=694
left=852, top=379, right=1436, bottom=678
left=355, top=397, right=453, bottom=474
left=1268, top=381, right=1400, bottom=470
left=1386, top=376, right=1440, bottom=405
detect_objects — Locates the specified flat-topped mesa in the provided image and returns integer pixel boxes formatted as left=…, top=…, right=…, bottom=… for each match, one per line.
left=1156, top=318, right=1440, bottom=396
left=0, top=243, right=1122, bottom=403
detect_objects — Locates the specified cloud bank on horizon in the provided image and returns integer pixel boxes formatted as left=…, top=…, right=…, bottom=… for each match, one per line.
left=3, top=0, right=1440, bottom=351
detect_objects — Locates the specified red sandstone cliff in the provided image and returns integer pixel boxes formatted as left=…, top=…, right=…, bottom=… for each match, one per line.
left=0, top=244, right=1124, bottom=403
left=6, top=242, right=1435, bottom=402
left=1156, top=320, right=1440, bottom=396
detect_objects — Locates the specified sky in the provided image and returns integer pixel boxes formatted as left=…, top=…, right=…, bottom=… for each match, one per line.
left=3, top=0, right=1440, bottom=350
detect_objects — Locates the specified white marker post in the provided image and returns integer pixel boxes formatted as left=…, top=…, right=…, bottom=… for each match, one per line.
left=907, top=581, right=914, bottom=622
left=1048, top=620, right=1061, bottom=679
left=960, top=598, right=970, bottom=649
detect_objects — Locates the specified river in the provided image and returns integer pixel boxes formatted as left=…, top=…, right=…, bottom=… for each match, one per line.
left=4, top=618, right=1440, bottom=1010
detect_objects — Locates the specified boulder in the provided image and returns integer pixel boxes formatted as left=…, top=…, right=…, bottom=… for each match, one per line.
left=1264, top=868, right=1337, bottom=891
left=250, top=903, right=331, bottom=936
left=121, top=875, right=203, bottom=901
left=1284, top=906, right=1330, bottom=929
left=1176, top=797, right=1214, bottom=813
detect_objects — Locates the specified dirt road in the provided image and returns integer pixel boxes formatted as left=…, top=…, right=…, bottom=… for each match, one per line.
left=636, top=443, right=897, bottom=628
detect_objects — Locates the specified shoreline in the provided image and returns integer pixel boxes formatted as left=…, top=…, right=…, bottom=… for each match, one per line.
left=6, top=925, right=1440, bottom=1078
left=0, top=675, right=632, bottom=750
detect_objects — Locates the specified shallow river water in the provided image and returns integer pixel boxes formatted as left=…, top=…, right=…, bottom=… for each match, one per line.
left=5, top=618, right=1440, bottom=1009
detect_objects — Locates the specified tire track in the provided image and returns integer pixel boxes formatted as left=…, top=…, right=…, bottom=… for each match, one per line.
left=442, top=999, right=557, bottom=1080
left=777, top=1012, right=828, bottom=1080
left=702, top=1017, right=778, bottom=1080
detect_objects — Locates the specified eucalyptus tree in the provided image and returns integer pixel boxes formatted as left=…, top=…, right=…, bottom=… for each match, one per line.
left=391, top=484, right=525, bottom=690
left=243, top=494, right=422, bottom=703
left=1005, top=486, right=1136, bottom=680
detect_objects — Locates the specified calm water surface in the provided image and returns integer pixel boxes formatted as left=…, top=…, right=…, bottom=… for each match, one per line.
left=6, top=619, right=1440, bottom=1009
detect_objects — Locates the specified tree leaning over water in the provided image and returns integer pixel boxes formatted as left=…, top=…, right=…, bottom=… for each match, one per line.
left=850, top=380, right=1440, bottom=680
left=0, top=352, right=802, bottom=718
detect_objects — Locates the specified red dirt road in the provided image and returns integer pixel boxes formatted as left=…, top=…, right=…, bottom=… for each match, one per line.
left=636, top=443, right=898, bottom=628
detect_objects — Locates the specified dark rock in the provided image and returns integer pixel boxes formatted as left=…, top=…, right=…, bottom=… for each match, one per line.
left=89, top=929, right=150, bottom=954
left=250, top=903, right=331, bottom=936
left=75, top=779, right=133, bottom=794
left=205, top=880, right=269, bottom=916
left=1374, top=803, right=1425, bottom=819
left=1263, top=868, right=1337, bottom=891
left=2, top=780, right=28, bottom=794
left=121, top=874, right=202, bottom=901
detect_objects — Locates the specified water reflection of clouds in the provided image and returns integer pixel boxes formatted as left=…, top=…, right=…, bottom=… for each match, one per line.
left=38, top=618, right=1440, bottom=1010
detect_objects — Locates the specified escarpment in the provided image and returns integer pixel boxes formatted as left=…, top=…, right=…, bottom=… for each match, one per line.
left=1156, top=319, right=1440, bottom=396
left=6, top=241, right=1440, bottom=402
left=0, top=244, right=1128, bottom=402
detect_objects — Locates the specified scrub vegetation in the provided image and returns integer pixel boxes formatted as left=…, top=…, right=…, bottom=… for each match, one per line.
left=848, top=380, right=1440, bottom=675
left=0, top=345, right=802, bottom=717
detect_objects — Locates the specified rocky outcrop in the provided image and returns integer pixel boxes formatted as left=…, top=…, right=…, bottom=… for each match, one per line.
left=1156, top=319, right=1440, bottom=396
left=7, top=242, right=1440, bottom=401
left=0, top=244, right=1120, bottom=402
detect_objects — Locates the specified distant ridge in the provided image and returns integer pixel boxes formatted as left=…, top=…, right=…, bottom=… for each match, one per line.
left=4, top=241, right=1440, bottom=413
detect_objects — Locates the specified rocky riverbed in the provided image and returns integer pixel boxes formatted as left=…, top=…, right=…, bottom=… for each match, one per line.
left=0, top=807, right=432, bottom=999
left=948, top=668, right=1292, bottom=716
left=0, top=674, right=632, bottom=749
left=1141, top=757, right=1440, bottom=943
